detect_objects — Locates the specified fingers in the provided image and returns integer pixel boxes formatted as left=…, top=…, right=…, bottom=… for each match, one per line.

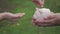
left=32, top=18, right=37, bottom=25
left=4, top=12, right=25, bottom=22
left=11, top=13, right=25, bottom=22
left=32, top=18, right=57, bottom=27
left=32, top=0, right=44, bottom=7
left=44, top=15, right=55, bottom=20
left=39, top=0, right=44, bottom=6
left=16, top=13, right=25, bottom=17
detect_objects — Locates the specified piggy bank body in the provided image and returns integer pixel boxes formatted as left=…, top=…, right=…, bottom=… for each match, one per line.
left=33, top=8, right=53, bottom=20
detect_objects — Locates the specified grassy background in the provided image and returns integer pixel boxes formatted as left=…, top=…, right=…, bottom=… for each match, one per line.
left=0, top=0, right=60, bottom=34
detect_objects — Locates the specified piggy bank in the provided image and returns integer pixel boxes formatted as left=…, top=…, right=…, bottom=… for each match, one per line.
left=33, top=8, right=54, bottom=20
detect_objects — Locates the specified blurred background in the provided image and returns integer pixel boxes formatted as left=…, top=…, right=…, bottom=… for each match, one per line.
left=0, top=0, right=60, bottom=34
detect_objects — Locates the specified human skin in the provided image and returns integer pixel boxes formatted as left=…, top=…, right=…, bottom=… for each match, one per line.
left=32, top=0, right=60, bottom=27
left=32, top=13, right=60, bottom=27
left=0, top=12, right=25, bottom=21
left=32, top=0, right=44, bottom=8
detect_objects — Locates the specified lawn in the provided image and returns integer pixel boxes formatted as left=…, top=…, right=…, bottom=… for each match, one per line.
left=0, top=0, right=60, bottom=34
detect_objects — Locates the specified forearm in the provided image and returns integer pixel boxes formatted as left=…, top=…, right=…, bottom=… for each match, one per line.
left=0, top=13, right=7, bottom=21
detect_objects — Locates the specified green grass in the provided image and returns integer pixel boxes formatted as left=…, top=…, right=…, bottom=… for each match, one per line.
left=0, top=0, right=60, bottom=34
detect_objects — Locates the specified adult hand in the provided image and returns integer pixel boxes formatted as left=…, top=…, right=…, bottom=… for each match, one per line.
left=32, top=14, right=58, bottom=27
